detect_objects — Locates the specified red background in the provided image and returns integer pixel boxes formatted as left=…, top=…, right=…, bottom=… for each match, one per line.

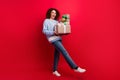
left=0, top=0, right=120, bottom=80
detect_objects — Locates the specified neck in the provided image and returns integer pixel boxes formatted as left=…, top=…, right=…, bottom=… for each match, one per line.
left=50, top=18, right=54, bottom=20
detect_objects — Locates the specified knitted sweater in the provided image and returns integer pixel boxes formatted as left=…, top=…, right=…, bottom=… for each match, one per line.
left=42, top=19, right=61, bottom=43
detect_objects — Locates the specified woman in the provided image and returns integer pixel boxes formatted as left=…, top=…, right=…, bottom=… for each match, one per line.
left=42, top=8, right=86, bottom=77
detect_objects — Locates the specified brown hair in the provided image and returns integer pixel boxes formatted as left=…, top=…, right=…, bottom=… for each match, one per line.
left=46, top=8, right=60, bottom=20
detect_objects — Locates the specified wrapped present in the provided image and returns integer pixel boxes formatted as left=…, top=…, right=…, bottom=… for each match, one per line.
left=55, top=22, right=71, bottom=34
left=55, top=14, right=71, bottom=34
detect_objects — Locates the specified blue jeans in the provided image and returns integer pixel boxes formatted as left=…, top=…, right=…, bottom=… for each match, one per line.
left=52, top=40, right=78, bottom=71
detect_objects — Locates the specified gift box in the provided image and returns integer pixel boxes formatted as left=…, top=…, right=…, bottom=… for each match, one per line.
left=55, top=23, right=71, bottom=34
left=55, top=14, right=71, bottom=34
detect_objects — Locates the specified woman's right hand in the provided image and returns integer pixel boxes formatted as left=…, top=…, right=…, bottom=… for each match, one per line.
left=54, top=31, right=65, bottom=36
left=54, top=31, right=59, bottom=36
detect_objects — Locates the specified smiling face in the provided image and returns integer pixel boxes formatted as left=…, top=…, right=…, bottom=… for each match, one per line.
left=50, top=10, right=56, bottom=20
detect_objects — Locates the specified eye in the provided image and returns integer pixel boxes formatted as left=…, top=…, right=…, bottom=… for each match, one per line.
left=51, top=10, right=56, bottom=14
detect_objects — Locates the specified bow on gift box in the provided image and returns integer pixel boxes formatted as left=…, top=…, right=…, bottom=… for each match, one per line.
left=60, top=14, right=70, bottom=25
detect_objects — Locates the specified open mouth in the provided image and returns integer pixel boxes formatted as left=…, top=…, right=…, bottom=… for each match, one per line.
left=52, top=15, right=55, bottom=18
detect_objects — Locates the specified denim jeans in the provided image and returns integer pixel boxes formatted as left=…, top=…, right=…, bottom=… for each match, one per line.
left=52, top=40, right=78, bottom=71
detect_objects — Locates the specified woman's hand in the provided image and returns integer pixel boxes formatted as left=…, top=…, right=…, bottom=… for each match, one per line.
left=54, top=31, right=59, bottom=36
left=54, top=31, right=66, bottom=36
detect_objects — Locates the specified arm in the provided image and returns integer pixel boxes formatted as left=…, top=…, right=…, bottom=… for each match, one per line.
left=42, top=20, right=54, bottom=36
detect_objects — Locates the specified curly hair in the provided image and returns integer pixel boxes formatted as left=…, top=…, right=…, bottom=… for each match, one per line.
left=46, top=8, right=60, bottom=20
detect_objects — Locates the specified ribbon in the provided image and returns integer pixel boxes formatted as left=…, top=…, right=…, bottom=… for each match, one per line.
left=63, top=24, right=66, bottom=33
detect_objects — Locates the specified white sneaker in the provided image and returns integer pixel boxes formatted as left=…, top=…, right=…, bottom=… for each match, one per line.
left=74, top=67, right=86, bottom=73
left=53, top=71, right=61, bottom=77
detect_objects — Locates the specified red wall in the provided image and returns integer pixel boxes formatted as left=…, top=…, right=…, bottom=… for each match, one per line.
left=0, top=0, right=120, bottom=80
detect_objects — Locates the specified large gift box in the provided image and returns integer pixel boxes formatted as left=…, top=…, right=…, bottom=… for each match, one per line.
left=55, top=14, right=71, bottom=34
left=55, top=23, right=71, bottom=34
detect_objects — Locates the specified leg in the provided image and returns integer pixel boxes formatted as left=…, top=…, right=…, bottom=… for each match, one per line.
left=52, top=40, right=78, bottom=69
left=53, top=48, right=60, bottom=72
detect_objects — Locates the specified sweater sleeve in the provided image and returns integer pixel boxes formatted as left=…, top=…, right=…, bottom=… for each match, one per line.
left=42, top=19, right=54, bottom=36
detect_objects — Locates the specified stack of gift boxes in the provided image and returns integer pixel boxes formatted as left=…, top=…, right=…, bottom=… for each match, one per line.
left=55, top=14, right=71, bottom=34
